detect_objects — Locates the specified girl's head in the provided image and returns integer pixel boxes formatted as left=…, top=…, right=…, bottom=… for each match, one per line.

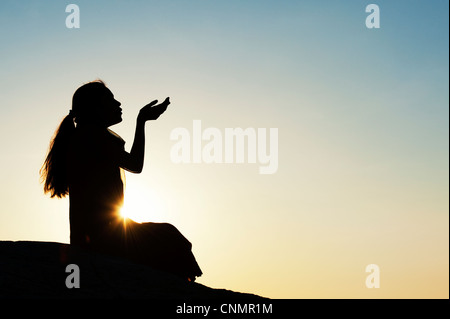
left=41, top=79, right=121, bottom=198
left=72, top=80, right=122, bottom=127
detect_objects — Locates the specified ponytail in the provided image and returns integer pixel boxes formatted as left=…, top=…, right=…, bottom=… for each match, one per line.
left=40, top=113, right=76, bottom=198
left=41, top=79, right=107, bottom=198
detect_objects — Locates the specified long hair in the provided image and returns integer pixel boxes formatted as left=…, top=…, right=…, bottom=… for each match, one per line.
left=40, top=80, right=107, bottom=198
left=40, top=114, right=75, bottom=198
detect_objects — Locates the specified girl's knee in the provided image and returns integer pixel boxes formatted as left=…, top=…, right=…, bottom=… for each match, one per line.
left=161, top=222, right=178, bottom=232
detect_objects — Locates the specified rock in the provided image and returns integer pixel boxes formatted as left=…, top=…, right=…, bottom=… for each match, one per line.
left=0, top=241, right=264, bottom=299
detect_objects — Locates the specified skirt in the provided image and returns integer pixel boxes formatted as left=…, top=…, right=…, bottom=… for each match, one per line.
left=89, top=218, right=203, bottom=282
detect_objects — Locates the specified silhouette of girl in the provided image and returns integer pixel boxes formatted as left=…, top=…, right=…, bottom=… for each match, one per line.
left=40, top=80, right=202, bottom=281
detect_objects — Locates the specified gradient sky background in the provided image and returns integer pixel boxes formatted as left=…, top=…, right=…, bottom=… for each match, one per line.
left=0, top=0, right=448, bottom=298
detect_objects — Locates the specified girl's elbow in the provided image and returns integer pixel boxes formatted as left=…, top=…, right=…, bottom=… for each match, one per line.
left=129, top=165, right=143, bottom=174
left=121, top=162, right=143, bottom=174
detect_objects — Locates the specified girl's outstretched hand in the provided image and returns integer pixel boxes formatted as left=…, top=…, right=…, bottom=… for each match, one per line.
left=138, top=97, right=170, bottom=121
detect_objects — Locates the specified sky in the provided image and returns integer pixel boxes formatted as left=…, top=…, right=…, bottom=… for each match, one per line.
left=0, top=0, right=448, bottom=298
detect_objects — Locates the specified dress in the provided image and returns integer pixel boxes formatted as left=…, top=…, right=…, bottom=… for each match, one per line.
left=67, top=124, right=202, bottom=281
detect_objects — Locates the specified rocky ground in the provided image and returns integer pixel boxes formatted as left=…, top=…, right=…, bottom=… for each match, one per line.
left=0, top=241, right=265, bottom=300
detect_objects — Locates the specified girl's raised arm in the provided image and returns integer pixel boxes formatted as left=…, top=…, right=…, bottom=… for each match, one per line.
left=120, top=98, right=170, bottom=173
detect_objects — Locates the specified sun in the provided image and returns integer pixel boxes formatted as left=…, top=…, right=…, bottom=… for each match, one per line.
left=120, top=182, right=167, bottom=223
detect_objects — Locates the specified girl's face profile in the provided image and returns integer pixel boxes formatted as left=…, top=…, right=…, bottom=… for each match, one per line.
left=99, top=88, right=122, bottom=127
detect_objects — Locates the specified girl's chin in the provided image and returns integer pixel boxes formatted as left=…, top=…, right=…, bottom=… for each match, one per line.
left=108, top=117, right=122, bottom=127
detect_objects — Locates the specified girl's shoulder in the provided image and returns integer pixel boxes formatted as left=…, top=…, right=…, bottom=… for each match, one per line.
left=106, top=129, right=125, bottom=149
left=72, top=126, right=124, bottom=151
left=106, top=128, right=125, bottom=144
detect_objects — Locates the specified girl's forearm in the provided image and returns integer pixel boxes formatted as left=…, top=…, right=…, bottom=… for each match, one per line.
left=128, top=116, right=146, bottom=173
